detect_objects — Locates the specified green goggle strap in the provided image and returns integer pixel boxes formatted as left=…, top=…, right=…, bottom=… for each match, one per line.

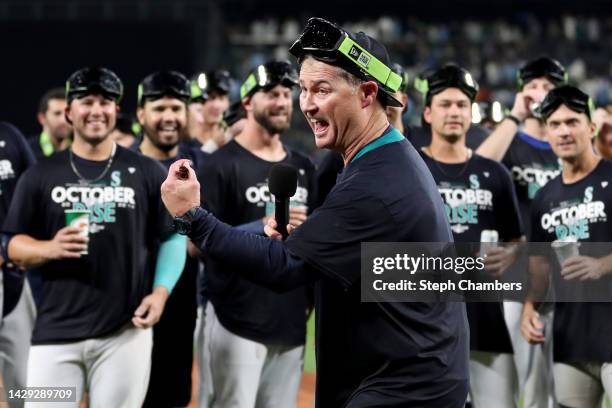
left=336, top=36, right=402, bottom=93
left=190, top=81, right=204, bottom=100
left=240, top=74, right=258, bottom=99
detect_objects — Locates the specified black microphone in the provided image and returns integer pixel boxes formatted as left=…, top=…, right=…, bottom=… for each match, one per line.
left=268, top=164, right=298, bottom=239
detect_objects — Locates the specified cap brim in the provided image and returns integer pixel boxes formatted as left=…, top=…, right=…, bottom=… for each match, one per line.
left=381, top=89, right=403, bottom=108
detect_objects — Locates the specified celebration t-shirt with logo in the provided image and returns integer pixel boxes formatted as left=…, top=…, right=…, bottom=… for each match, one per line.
left=2, top=145, right=173, bottom=344
left=0, top=122, right=36, bottom=227
left=198, top=139, right=316, bottom=345
left=503, top=132, right=561, bottom=236
left=530, top=159, right=612, bottom=363
left=420, top=151, right=522, bottom=353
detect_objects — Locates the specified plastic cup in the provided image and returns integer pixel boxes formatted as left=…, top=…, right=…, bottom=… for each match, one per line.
left=65, top=209, right=90, bottom=255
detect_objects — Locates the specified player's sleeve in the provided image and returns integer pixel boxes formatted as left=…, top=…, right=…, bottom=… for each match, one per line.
left=496, top=164, right=523, bottom=241
left=189, top=207, right=319, bottom=292
left=2, top=167, right=40, bottom=236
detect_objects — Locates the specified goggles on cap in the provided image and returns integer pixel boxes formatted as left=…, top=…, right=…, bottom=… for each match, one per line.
left=518, top=57, right=567, bottom=90
left=66, top=67, right=123, bottom=102
left=138, top=71, right=191, bottom=106
left=538, top=85, right=594, bottom=121
left=288, top=17, right=402, bottom=94
left=240, top=61, right=298, bottom=99
left=424, top=64, right=479, bottom=102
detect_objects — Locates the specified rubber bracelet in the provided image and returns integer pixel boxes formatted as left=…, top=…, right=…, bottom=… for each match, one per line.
left=506, top=114, right=521, bottom=126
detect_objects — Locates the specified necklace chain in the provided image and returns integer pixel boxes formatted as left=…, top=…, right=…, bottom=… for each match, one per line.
left=69, top=143, right=117, bottom=183
left=426, top=146, right=472, bottom=179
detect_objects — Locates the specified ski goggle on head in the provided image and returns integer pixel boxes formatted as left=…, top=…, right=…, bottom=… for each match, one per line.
left=288, top=18, right=403, bottom=101
left=66, top=67, right=123, bottom=103
left=191, top=70, right=232, bottom=102
left=240, top=61, right=299, bottom=99
left=420, top=64, right=479, bottom=104
left=517, top=57, right=568, bottom=90
left=138, top=71, right=191, bottom=107
left=538, top=85, right=594, bottom=122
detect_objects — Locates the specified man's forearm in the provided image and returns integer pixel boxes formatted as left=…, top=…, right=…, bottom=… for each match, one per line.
left=189, top=207, right=315, bottom=292
left=526, top=255, right=551, bottom=305
left=476, top=119, right=519, bottom=161
left=8, top=234, right=51, bottom=269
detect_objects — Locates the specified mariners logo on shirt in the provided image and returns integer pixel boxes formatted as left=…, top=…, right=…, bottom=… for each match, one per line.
left=50, top=171, right=136, bottom=234
left=540, top=186, right=608, bottom=240
left=438, top=174, right=494, bottom=234
left=243, top=179, right=308, bottom=215
left=0, top=160, right=15, bottom=181
left=511, top=161, right=561, bottom=199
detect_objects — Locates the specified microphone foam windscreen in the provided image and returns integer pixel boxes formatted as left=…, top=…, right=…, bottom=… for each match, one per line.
left=268, top=163, right=298, bottom=199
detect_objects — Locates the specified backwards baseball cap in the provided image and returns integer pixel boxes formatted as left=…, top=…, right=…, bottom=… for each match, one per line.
left=288, top=17, right=403, bottom=108
left=191, top=70, right=232, bottom=101
left=240, top=61, right=298, bottom=99
left=138, top=71, right=191, bottom=107
left=538, top=85, right=594, bottom=121
left=423, top=64, right=479, bottom=104
left=518, top=57, right=568, bottom=90
left=65, top=67, right=123, bottom=103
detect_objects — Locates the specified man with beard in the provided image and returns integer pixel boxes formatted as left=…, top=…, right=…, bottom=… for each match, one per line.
left=195, top=60, right=316, bottom=407
left=3, top=67, right=186, bottom=407
left=188, top=70, right=232, bottom=153
left=134, top=71, right=200, bottom=408
left=419, top=64, right=523, bottom=407
left=29, top=88, right=72, bottom=159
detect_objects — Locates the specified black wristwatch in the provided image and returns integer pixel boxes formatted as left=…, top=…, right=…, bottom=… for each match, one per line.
left=173, top=207, right=200, bottom=235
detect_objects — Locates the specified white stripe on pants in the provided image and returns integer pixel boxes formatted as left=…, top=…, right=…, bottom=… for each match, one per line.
left=0, top=282, right=36, bottom=408
left=25, top=324, right=152, bottom=408
left=200, top=303, right=304, bottom=408
left=504, top=301, right=556, bottom=408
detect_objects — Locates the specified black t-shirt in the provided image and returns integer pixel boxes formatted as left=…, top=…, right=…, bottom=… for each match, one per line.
left=530, top=159, right=612, bottom=363
left=286, top=131, right=469, bottom=407
left=503, top=131, right=561, bottom=236
left=2, top=145, right=173, bottom=344
left=0, top=122, right=36, bottom=315
left=420, top=152, right=522, bottom=353
left=198, top=139, right=316, bottom=346
left=0, top=123, right=36, bottom=227
left=408, top=125, right=489, bottom=150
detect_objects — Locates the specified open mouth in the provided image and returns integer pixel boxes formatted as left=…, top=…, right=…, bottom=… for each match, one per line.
left=311, top=118, right=329, bottom=136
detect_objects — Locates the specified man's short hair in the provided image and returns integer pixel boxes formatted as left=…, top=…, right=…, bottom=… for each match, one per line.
left=38, top=87, right=66, bottom=114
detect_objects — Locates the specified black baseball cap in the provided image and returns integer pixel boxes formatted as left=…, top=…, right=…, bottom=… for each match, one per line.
left=518, top=57, right=567, bottom=90
left=538, top=85, right=594, bottom=121
left=425, top=64, right=479, bottom=104
left=239, top=60, right=298, bottom=99
left=138, top=71, right=191, bottom=107
left=289, top=17, right=403, bottom=108
left=65, top=67, right=123, bottom=103
left=192, top=70, right=232, bottom=102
